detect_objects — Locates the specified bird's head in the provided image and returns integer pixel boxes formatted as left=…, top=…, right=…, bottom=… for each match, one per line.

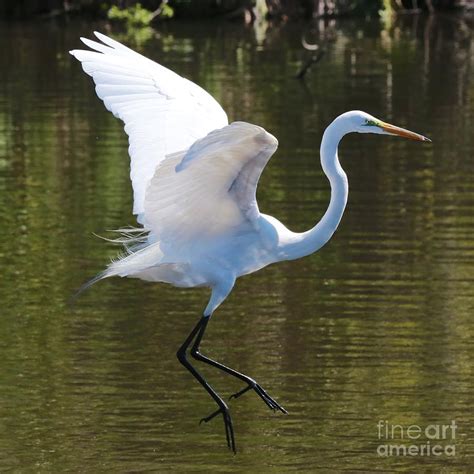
left=334, top=110, right=431, bottom=142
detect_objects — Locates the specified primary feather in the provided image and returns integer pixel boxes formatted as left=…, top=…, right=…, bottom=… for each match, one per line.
left=70, top=31, right=228, bottom=223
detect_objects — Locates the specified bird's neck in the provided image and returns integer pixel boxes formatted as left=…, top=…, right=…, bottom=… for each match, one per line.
left=284, top=125, right=349, bottom=260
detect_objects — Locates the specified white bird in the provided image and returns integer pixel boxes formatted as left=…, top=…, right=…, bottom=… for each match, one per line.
left=70, top=32, right=430, bottom=453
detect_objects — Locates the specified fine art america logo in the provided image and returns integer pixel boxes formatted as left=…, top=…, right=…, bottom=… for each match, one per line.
left=377, top=420, right=457, bottom=457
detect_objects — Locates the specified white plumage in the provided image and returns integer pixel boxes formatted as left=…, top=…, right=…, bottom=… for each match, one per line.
left=71, top=32, right=228, bottom=221
left=71, top=33, right=429, bottom=452
left=70, top=33, right=283, bottom=316
left=71, top=32, right=429, bottom=316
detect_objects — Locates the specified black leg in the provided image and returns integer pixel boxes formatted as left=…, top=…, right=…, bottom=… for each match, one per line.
left=190, top=319, right=287, bottom=423
left=177, top=316, right=236, bottom=453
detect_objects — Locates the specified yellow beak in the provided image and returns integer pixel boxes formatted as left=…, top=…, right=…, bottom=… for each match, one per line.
left=380, top=122, right=431, bottom=142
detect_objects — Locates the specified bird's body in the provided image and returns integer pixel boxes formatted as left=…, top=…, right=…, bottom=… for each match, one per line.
left=90, top=120, right=349, bottom=315
left=71, top=32, right=430, bottom=452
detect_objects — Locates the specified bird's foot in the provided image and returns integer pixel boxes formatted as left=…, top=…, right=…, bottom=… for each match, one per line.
left=199, top=404, right=236, bottom=453
left=230, top=380, right=288, bottom=414
left=201, top=380, right=287, bottom=425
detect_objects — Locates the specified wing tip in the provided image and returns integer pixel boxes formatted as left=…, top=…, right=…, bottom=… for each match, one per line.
left=229, top=121, right=278, bottom=149
left=265, top=131, right=279, bottom=149
left=70, top=33, right=109, bottom=57
left=94, top=31, right=117, bottom=48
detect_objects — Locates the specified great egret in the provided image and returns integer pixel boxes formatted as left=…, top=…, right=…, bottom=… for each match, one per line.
left=70, top=32, right=430, bottom=453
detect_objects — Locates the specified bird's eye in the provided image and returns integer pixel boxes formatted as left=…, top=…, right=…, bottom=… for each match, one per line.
left=364, top=119, right=378, bottom=127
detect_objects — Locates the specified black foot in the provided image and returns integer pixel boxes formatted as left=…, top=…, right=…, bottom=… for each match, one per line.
left=202, top=380, right=287, bottom=423
left=200, top=405, right=236, bottom=453
left=231, top=381, right=288, bottom=414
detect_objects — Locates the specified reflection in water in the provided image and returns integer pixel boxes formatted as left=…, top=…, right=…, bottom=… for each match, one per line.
left=0, top=15, right=473, bottom=471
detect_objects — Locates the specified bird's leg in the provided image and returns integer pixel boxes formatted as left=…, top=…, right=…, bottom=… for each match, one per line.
left=176, top=316, right=236, bottom=453
left=190, top=319, right=287, bottom=423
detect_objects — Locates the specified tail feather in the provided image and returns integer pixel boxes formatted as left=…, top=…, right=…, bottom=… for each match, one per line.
left=68, top=270, right=108, bottom=306
left=106, top=241, right=164, bottom=277
left=93, top=226, right=149, bottom=253
left=70, top=233, right=165, bottom=306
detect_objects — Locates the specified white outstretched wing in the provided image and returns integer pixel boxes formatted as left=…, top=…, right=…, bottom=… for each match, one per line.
left=143, top=121, right=278, bottom=247
left=69, top=32, right=228, bottom=222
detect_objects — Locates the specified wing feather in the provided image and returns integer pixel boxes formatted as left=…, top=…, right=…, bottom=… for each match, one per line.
left=70, top=32, right=228, bottom=223
left=143, top=122, right=278, bottom=248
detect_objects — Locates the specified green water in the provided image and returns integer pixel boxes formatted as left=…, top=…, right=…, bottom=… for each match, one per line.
left=0, top=15, right=473, bottom=472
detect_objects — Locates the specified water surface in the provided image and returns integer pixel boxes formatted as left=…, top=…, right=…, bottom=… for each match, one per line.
left=0, top=15, right=473, bottom=472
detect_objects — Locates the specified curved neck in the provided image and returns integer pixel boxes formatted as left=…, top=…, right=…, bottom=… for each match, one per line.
left=285, top=124, right=349, bottom=260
